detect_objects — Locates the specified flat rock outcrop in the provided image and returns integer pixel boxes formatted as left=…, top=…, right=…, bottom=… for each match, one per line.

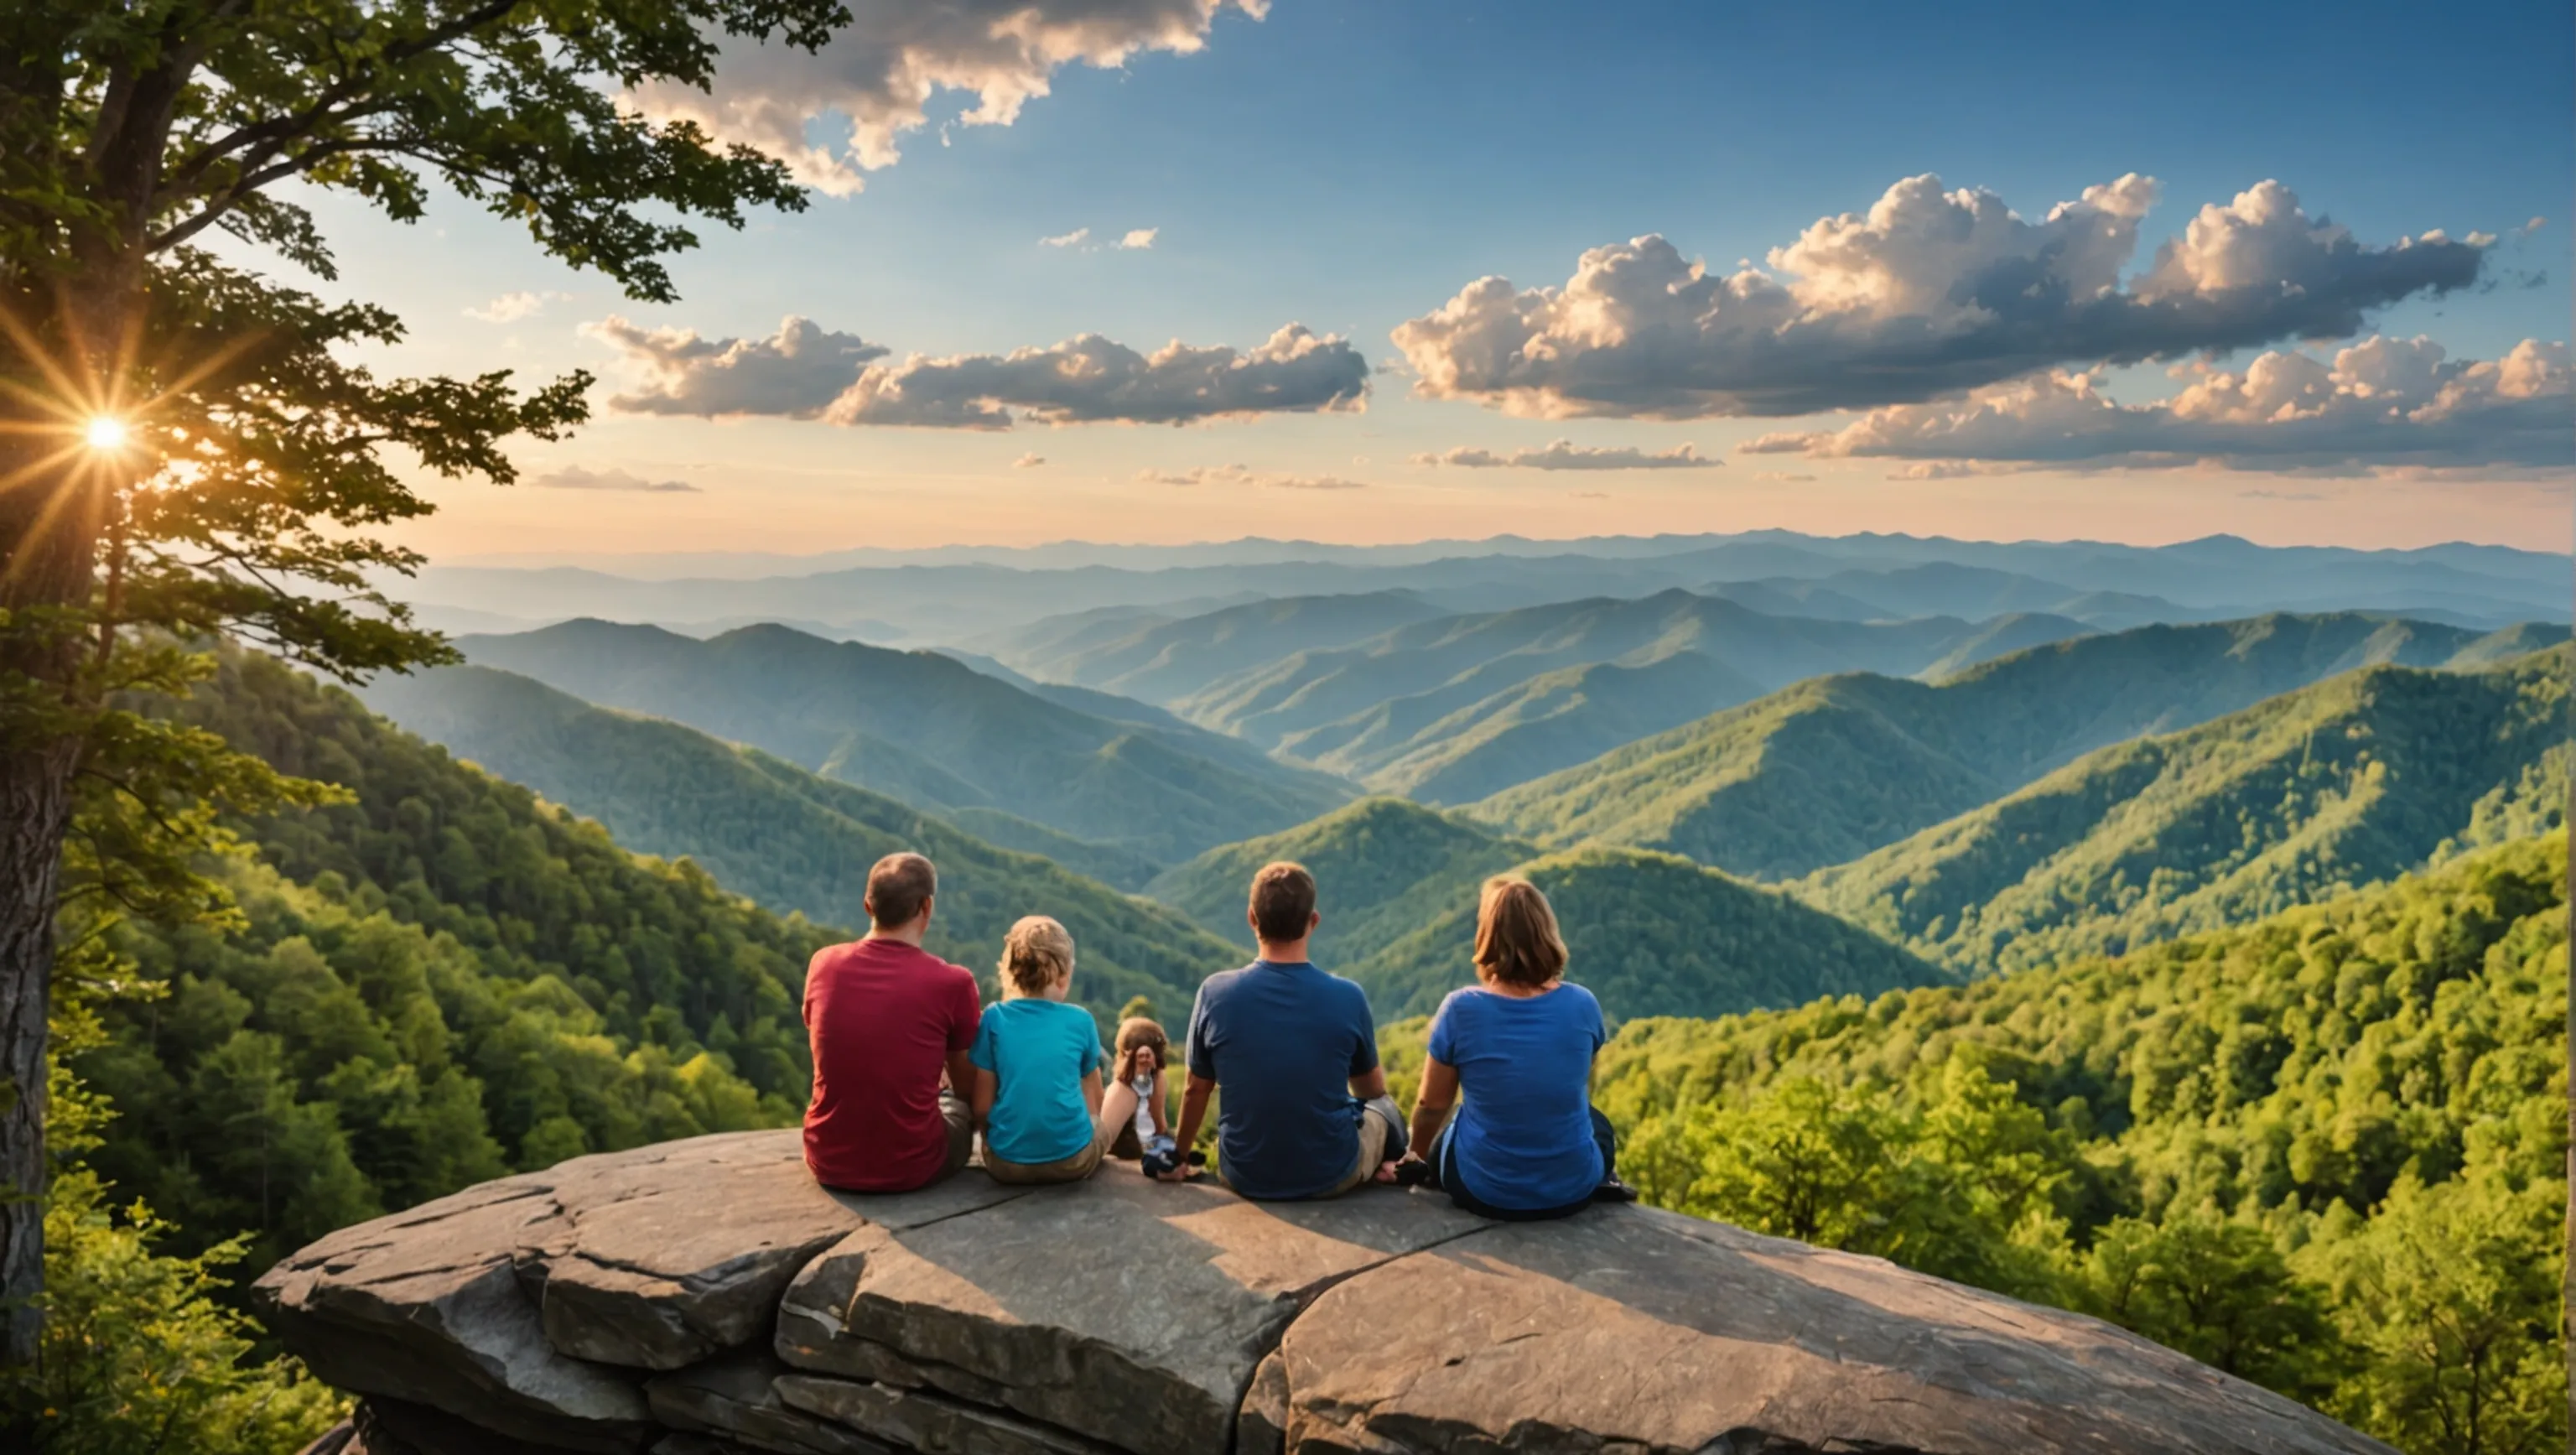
left=258, top=1129, right=2398, bottom=1455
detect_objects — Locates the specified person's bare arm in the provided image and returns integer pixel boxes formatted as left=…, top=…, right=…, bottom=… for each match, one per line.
left=1405, top=1057, right=1460, bottom=1161
left=1159, top=1073, right=1216, bottom=1182
left=948, top=1048, right=983, bottom=1126
left=1080, top=1069, right=1104, bottom=1118
left=1348, top=1064, right=1389, bottom=1101
left=969, top=1066, right=998, bottom=1127
left=1146, top=1068, right=1171, bottom=1136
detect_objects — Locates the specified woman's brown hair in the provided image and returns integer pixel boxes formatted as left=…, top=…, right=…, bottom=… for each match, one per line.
left=1473, top=876, right=1568, bottom=989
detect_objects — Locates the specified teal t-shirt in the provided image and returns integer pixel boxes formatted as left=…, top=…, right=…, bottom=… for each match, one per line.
left=969, top=999, right=1104, bottom=1165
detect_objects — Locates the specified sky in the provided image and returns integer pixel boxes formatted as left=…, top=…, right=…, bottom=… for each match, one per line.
left=273, top=0, right=2573, bottom=560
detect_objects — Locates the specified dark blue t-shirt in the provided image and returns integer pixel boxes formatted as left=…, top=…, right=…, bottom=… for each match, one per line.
left=1428, top=982, right=1607, bottom=1210
left=1186, top=960, right=1378, bottom=1200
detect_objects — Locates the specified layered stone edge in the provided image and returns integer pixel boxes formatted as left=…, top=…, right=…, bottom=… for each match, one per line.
left=262, top=1131, right=2403, bottom=1455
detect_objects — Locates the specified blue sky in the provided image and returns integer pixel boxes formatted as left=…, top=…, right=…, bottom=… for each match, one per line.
left=292, top=0, right=2573, bottom=559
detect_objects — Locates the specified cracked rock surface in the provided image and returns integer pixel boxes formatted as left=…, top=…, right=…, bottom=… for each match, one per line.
left=260, top=1129, right=2398, bottom=1455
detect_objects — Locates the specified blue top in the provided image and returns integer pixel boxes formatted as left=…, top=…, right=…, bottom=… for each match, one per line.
left=1428, top=982, right=1607, bottom=1210
left=969, top=999, right=1104, bottom=1165
left=1186, top=960, right=1379, bottom=1200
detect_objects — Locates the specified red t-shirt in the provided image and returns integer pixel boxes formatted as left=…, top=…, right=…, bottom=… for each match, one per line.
left=802, top=938, right=983, bottom=1192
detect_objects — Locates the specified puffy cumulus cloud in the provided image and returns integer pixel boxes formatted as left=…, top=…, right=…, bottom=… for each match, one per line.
left=587, top=315, right=889, bottom=418
left=1393, top=175, right=2487, bottom=419
left=1138, top=464, right=1368, bottom=490
left=530, top=465, right=701, bottom=493
left=466, top=290, right=567, bottom=323
left=1742, top=336, right=2573, bottom=475
left=828, top=325, right=1368, bottom=428
left=1117, top=228, right=1159, bottom=250
left=633, top=1, right=1266, bottom=195
left=591, top=317, right=1368, bottom=429
left=1413, top=439, right=1716, bottom=470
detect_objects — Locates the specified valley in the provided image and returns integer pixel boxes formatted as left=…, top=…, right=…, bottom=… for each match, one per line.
left=86, top=529, right=2571, bottom=1455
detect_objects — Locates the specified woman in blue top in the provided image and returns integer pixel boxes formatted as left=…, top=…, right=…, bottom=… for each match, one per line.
left=1395, top=876, right=1635, bottom=1219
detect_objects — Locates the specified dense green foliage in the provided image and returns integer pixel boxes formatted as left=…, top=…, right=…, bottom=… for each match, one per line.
left=74, top=653, right=836, bottom=1273
left=454, top=620, right=1353, bottom=865
left=362, top=663, right=1243, bottom=1020
left=1151, top=798, right=1947, bottom=1021
left=1471, top=613, right=2554, bottom=880
left=1592, top=834, right=2567, bottom=1455
left=7, top=1004, right=346, bottom=1452
left=1798, top=645, right=2568, bottom=973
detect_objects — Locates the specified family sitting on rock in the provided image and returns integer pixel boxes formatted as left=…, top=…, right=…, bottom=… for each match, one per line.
left=799, top=850, right=1635, bottom=1217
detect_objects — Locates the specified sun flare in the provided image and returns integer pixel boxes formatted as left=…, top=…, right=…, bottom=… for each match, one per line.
left=84, top=416, right=128, bottom=451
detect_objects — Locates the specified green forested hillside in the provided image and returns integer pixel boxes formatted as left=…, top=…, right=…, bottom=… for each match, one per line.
left=979, top=590, right=1449, bottom=704
left=1150, top=798, right=1947, bottom=1021
left=1353, top=845, right=1951, bottom=1021
left=1471, top=613, right=2558, bottom=880
left=79, top=653, right=835, bottom=1276
left=454, top=619, right=1353, bottom=864
left=1171, top=589, right=2101, bottom=804
left=1145, top=798, right=1535, bottom=967
left=359, top=664, right=1240, bottom=1014
left=1798, top=645, right=2570, bottom=974
left=1581, top=834, right=2567, bottom=1455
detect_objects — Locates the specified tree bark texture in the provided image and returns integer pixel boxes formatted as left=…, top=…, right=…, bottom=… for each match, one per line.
left=0, top=366, right=110, bottom=1364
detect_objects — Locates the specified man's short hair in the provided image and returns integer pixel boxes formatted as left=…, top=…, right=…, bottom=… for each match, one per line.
left=1248, top=860, right=1317, bottom=944
left=865, top=852, right=937, bottom=928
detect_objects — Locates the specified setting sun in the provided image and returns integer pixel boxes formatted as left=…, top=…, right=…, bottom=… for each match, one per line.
left=83, top=417, right=127, bottom=451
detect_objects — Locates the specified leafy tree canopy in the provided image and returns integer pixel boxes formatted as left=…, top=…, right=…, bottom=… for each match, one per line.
left=0, top=0, right=847, bottom=1367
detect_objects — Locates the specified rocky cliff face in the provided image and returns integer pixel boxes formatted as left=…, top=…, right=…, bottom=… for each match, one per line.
left=258, top=1130, right=2395, bottom=1455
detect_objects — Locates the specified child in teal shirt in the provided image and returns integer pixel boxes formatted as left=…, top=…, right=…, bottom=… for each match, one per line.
left=969, top=916, right=1145, bottom=1182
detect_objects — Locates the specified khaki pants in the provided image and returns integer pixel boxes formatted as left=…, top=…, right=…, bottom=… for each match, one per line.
left=984, top=1135, right=1107, bottom=1185
left=1320, top=1096, right=1406, bottom=1197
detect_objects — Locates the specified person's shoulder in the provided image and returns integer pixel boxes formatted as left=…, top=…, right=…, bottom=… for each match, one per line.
left=1556, top=980, right=1605, bottom=1015
left=1197, top=962, right=1259, bottom=1000
left=1431, top=984, right=1483, bottom=1016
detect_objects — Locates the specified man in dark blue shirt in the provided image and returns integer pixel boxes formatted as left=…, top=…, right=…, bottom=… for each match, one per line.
left=1158, top=861, right=1406, bottom=1199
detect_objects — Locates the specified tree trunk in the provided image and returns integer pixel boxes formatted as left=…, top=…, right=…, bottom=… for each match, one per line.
left=0, top=330, right=112, bottom=1362
left=0, top=733, right=76, bottom=1366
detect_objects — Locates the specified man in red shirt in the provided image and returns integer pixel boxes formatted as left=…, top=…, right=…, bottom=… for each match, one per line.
left=802, top=852, right=983, bottom=1192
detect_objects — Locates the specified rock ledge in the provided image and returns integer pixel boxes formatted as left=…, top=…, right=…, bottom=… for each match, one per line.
left=257, top=1130, right=2396, bottom=1455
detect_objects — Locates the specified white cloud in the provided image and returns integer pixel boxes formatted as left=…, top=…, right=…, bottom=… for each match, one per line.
left=467, top=290, right=566, bottom=323
left=1742, top=336, right=2574, bottom=475
left=529, top=465, right=701, bottom=493
left=585, top=315, right=891, bottom=418
left=1138, top=464, right=1368, bottom=490
left=1413, top=439, right=1716, bottom=470
left=588, top=316, right=1369, bottom=428
left=632, top=1, right=1267, bottom=196
left=1750, top=470, right=1817, bottom=483
left=1117, top=227, right=1159, bottom=250
left=1040, top=228, right=1091, bottom=248
left=829, top=325, right=1369, bottom=428
left=1014, top=452, right=1047, bottom=468
left=1392, top=175, right=2487, bottom=419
